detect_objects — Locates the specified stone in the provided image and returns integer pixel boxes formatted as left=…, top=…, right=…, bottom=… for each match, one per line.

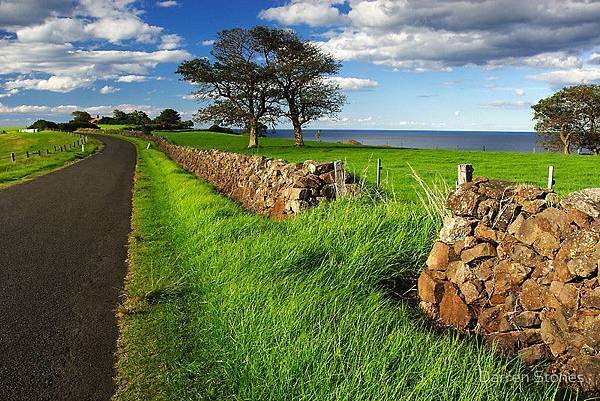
left=419, top=301, right=439, bottom=320
left=513, top=184, right=549, bottom=201
left=561, top=230, right=600, bottom=278
left=562, top=188, right=600, bottom=219
left=511, top=311, right=541, bottom=328
left=459, top=280, right=483, bottom=304
left=418, top=270, right=444, bottom=304
left=445, top=186, right=483, bottom=217
left=493, top=203, right=520, bottom=232
left=512, top=207, right=571, bottom=258
left=518, top=344, right=551, bottom=365
left=478, top=305, right=505, bottom=333
left=293, top=174, right=323, bottom=189
left=476, top=198, right=500, bottom=221
left=474, top=224, right=505, bottom=243
left=439, top=216, right=474, bottom=244
left=478, top=179, right=514, bottom=200
left=565, top=207, right=593, bottom=229
left=548, top=281, right=579, bottom=311
left=439, top=282, right=472, bottom=329
left=320, top=184, right=337, bottom=199
left=519, top=279, right=547, bottom=311
left=461, top=242, right=497, bottom=263
left=520, top=199, right=547, bottom=215
left=319, top=170, right=336, bottom=184
left=446, top=261, right=472, bottom=285
left=540, top=309, right=572, bottom=356
left=426, top=241, right=452, bottom=270
left=581, top=287, right=600, bottom=309
left=486, top=332, right=519, bottom=355
left=303, top=160, right=334, bottom=175
left=564, top=355, right=600, bottom=393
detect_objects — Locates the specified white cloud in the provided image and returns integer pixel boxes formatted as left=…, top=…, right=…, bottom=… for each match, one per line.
left=480, top=100, right=531, bottom=109
left=4, top=76, right=93, bottom=92
left=454, top=111, right=460, bottom=116
left=357, top=116, right=372, bottom=122
left=262, top=1, right=600, bottom=71
left=528, top=68, right=600, bottom=86
left=157, top=1, right=178, bottom=7
left=99, top=85, right=119, bottom=94
left=513, top=89, right=525, bottom=96
left=259, top=0, right=347, bottom=27
left=159, top=34, right=183, bottom=50
left=201, top=40, right=215, bottom=46
left=0, top=89, right=19, bottom=98
left=116, top=75, right=149, bottom=83
left=327, top=76, right=378, bottom=91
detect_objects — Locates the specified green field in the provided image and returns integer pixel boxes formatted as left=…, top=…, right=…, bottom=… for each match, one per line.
left=112, top=133, right=582, bottom=401
left=0, top=128, right=100, bottom=188
left=159, top=130, right=600, bottom=201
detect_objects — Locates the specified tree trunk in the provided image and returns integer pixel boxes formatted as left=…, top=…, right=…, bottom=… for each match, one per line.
left=560, top=124, right=571, bottom=155
left=292, top=119, right=304, bottom=147
left=248, top=119, right=258, bottom=148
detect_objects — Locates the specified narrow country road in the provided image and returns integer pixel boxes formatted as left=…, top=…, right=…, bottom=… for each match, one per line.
left=0, top=136, right=136, bottom=401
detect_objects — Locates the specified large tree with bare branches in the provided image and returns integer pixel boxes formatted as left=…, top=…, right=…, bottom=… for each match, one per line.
left=177, top=28, right=279, bottom=148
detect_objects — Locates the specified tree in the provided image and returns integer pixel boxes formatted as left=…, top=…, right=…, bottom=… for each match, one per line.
left=113, top=109, right=129, bottom=124
left=177, top=28, right=279, bottom=148
left=127, top=110, right=152, bottom=126
left=71, top=110, right=92, bottom=123
left=154, top=108, right=182, bottom=127
left=532, top=85, right=600, bottom=155
left=29, top=119, right=58, bottom=130
left=252, top=27, right=345, bottom=147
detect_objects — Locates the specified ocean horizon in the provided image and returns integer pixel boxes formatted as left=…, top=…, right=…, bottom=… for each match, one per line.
left=269, top=129, right=543, bottom=153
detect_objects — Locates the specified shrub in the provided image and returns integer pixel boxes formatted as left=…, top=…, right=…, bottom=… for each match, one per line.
left=29, top=119, right=58, bottom=130
left=57, top=121, right=100, bottom=132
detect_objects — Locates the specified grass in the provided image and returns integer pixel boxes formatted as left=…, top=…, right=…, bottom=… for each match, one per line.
left=160, top=130, right=600, bottom=201
left=113, top=133, right=580, bottom=401
left=0, top=129, right=100, bottom=188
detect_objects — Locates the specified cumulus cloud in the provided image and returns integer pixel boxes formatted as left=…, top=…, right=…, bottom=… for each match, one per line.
left=157, top=1, right=178, bottom=7
left=99, top=85, right=119, bottom=94
left=528, top=68, right=600, bottom=86
left=259, top=0, right=347, bottom=27
left=201, top=40, right=215, bottom=46
left=327, top=76, right=378, bottom=91
left=0, top=0, right=189, bottom=95
left=262, top=0, right=600, bottom=71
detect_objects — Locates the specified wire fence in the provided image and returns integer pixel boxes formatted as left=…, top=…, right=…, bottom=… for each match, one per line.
left=0, top=135, right=89, bottom=164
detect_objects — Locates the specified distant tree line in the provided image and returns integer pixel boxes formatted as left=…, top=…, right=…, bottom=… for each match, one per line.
left=533, top=84, right=600, bottom=155
left=28, top=108, right=193, bottom=132
left=177, top=26, right=346, bottom=148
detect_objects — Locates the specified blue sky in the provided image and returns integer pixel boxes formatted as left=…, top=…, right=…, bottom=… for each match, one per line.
left=1, top=0, right=599, bottom=131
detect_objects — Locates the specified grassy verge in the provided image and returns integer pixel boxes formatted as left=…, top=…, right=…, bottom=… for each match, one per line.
left=161, top=131, right=600, bottom=201
left=0, top=129, right=100, bottom=188
left=114, top=134, right=569, bottom=401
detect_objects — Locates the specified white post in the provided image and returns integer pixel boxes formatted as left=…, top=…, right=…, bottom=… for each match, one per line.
left=547, top=165, right=555, bottom=190
left=146, top=143, right=151, bottom=150
left=457, top=164, right=474, bottom=186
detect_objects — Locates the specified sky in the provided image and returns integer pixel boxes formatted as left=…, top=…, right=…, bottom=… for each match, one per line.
left=1, top=0, right=599, bottom=131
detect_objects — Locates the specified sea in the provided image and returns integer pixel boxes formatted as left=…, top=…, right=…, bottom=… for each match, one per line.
left=269, top=129, right=544, bottom=153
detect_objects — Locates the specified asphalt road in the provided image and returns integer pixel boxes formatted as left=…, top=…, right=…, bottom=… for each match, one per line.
left=0, top=136, right=136, bottom=401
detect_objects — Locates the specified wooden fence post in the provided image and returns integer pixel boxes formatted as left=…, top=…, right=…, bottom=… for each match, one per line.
left=26, top=151, right=29, bottom=158
left=376, top=158, right=382, bottom=188
left=54, top=145, right=57, bottom=151
left=46, top=149, right=49, bottom=155
left=333, top=160, right=346, bottom=197
left=457, top=164, right=474, bottom=186
left=547, top=165, right=555, bottom=190
left=11, top=152, right=15, bottom=162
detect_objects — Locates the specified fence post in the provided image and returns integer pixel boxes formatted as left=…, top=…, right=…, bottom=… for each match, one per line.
left=37, top=150, right=41, bottom=156
left=11, top=152, right=15, bottom=162
left=457, top=164, right=474, bottom=186
left=547, top=165, right=555, bottom=190
left=333, top=160, right=346, bottom=197
left=46, top=149, right=49, bottom=155
left=146, top=142, right=151, bottom=149
left=81, top=144, right=84, bottom=152
left=54, top=145, right=57, bottom=151
left=376, top=158, right=382, bottom=188
left=26, top=151, right=30, bottom=158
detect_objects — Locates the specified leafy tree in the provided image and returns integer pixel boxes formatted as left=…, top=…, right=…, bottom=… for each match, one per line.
left=154, top=108, right=182, bottom=127
left=71, top=111, right=92, bottom=123
left=113, top=109, right=129, bottom=124
left=28, top=119, right=58, bottom=130
left=127, top=110, right=152, bottom=126
left=532, top=85, right=600, bottom=155
left=252, top=27, right=345, bottom=147
left=177, top=28, right=280, bottom=148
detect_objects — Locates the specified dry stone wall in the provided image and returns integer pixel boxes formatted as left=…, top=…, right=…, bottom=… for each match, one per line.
left=418, top=178, right=600, bottom=392
left=104, top=130, right=358, bottom=218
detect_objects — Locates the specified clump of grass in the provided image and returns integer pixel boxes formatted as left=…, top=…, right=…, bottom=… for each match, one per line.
left=114, top=135, right=565, bottom=401
left=409, top=164, right=451, bottom=225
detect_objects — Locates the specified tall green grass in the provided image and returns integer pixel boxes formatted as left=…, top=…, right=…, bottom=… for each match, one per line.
left=115, top=135, right=572, bottom=401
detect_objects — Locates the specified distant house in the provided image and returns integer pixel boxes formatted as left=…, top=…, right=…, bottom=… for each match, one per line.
left=89, top=114, right=102, bottom=124
left=19, top=128, right=38, bottom=133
